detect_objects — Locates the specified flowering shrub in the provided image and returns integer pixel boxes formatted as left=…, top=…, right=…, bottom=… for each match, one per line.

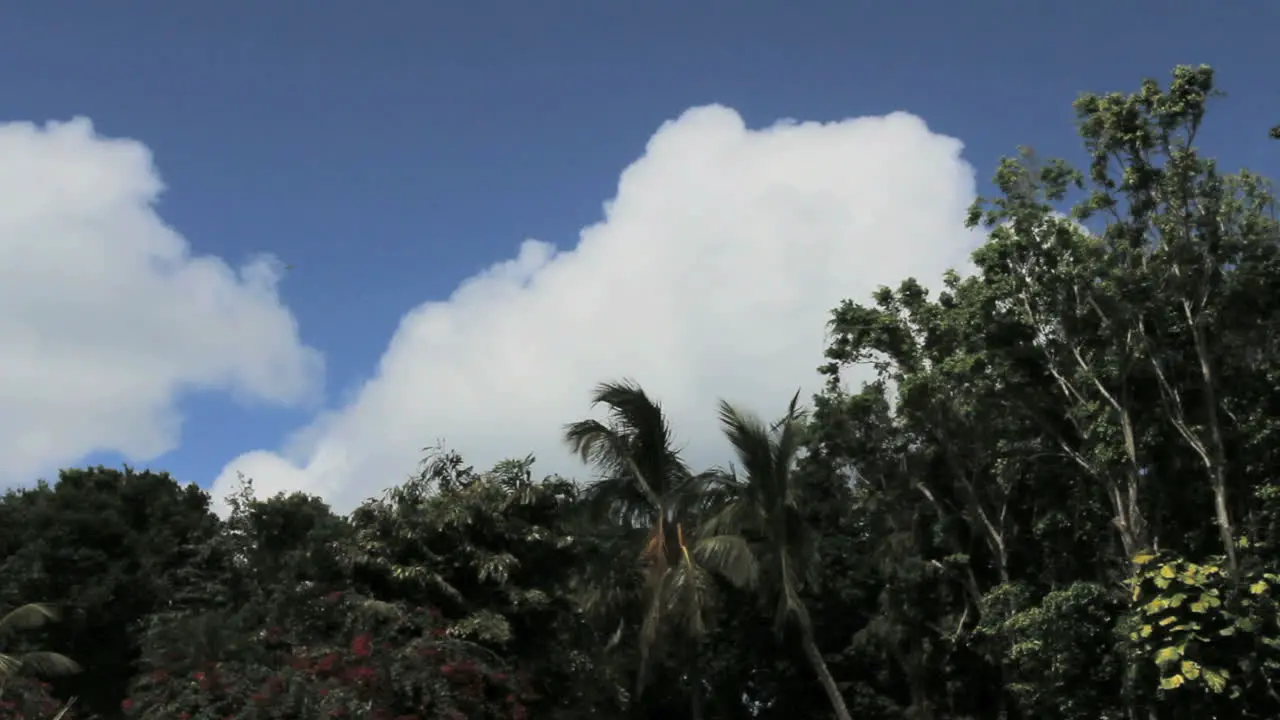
left=122, top=592, right=534, bottom=719
left=0, top=676, right=73, bottom=720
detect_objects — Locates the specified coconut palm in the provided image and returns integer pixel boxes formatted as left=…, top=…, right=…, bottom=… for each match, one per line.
left=701, top=393, right=853, bottom=720
left=563, top=380, right=737, bottom=714
left=0, top=603, right=81, bottom=679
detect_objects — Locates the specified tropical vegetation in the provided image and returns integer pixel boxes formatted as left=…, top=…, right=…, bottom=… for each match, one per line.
left=3, top=65, right=1280, bottom=719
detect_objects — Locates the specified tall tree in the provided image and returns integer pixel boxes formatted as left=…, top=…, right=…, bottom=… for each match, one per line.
left=563, top=381, right=714, bottom=697
left=809, top=63, right=1280, bottom=719
left=969, top=65, right=1280, bottom=573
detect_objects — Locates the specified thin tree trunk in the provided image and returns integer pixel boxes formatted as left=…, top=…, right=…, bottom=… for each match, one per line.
left=1191, top=318, right=1237, bottom=571
left=798, top=617, right=853, bottom=720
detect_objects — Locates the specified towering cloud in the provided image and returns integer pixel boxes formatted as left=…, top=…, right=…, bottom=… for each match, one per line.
left=212, top=106, right=982, bottom=514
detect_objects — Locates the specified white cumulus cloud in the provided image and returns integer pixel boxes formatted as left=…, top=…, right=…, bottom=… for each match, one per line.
left=0, top=118, right=323, bottom=485
left=213, top=106, right=983, bottom=514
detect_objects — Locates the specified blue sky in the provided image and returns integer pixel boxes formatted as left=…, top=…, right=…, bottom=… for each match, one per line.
left=1, top=1, right=1276, bottom=509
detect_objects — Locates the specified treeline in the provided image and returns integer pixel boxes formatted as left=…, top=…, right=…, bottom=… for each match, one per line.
left=3, top=65, right=1280, bottom=720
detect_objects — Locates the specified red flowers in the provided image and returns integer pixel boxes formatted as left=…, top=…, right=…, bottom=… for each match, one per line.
left=116, top=603, right=527, bottom=719
left=316, top=652, right=339, bottom=673
left=350, top=632, right=373, bottom=657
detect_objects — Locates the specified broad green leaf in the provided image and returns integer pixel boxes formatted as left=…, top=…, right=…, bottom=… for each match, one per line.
left=1202, top=668, right=1229, bottom=693
left=1153, top=645, right=1184, bottom=667
left=1159, top=674, right=1186, bottom=690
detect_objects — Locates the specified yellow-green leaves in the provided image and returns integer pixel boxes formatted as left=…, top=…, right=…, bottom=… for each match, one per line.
left=1155, top=655, right=1229, bottom=692
left=1189, top=592, right=1223, bottom=614
left=1126, top=551, right=1280, bottom=703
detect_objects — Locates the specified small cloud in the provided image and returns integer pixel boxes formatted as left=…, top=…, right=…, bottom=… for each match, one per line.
left=0, top=118, right=323, bottom=485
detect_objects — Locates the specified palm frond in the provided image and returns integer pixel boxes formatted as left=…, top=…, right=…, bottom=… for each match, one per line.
left=563, top=419, right=618, bottom=467
left=9, top=651, right=81, bottom=677
left=566, top=380, right=694, bottom=508
left=590, top=380, right=675, bottom=456
left=773, top=391, right=805, bottom=506
left=565, top=420, right=666, bottom=513
left=671, top=469, right=727, bottom=520
left=574, top=475, right=641, bottom=526
left=699, top=486, right=764, bottom=537
left=717, top=401, right=783, bottom=507
left=0, top=604, right=60, bottom=635
left=691, top=534, right=759, bottom=590
left=663, top=562, right=714, bottom=640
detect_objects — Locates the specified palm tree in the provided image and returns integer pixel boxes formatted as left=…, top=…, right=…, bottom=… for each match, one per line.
left=564, top=379, right=698, bottom=529
left=701, top=393, right=854, bottom=720
left=0, top=602, right=81, bottom=679
left=564, top=380, right=736, bottom=715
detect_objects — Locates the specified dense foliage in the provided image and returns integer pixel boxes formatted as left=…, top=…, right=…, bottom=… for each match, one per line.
left=3, top=65, right=1279, bottom=719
